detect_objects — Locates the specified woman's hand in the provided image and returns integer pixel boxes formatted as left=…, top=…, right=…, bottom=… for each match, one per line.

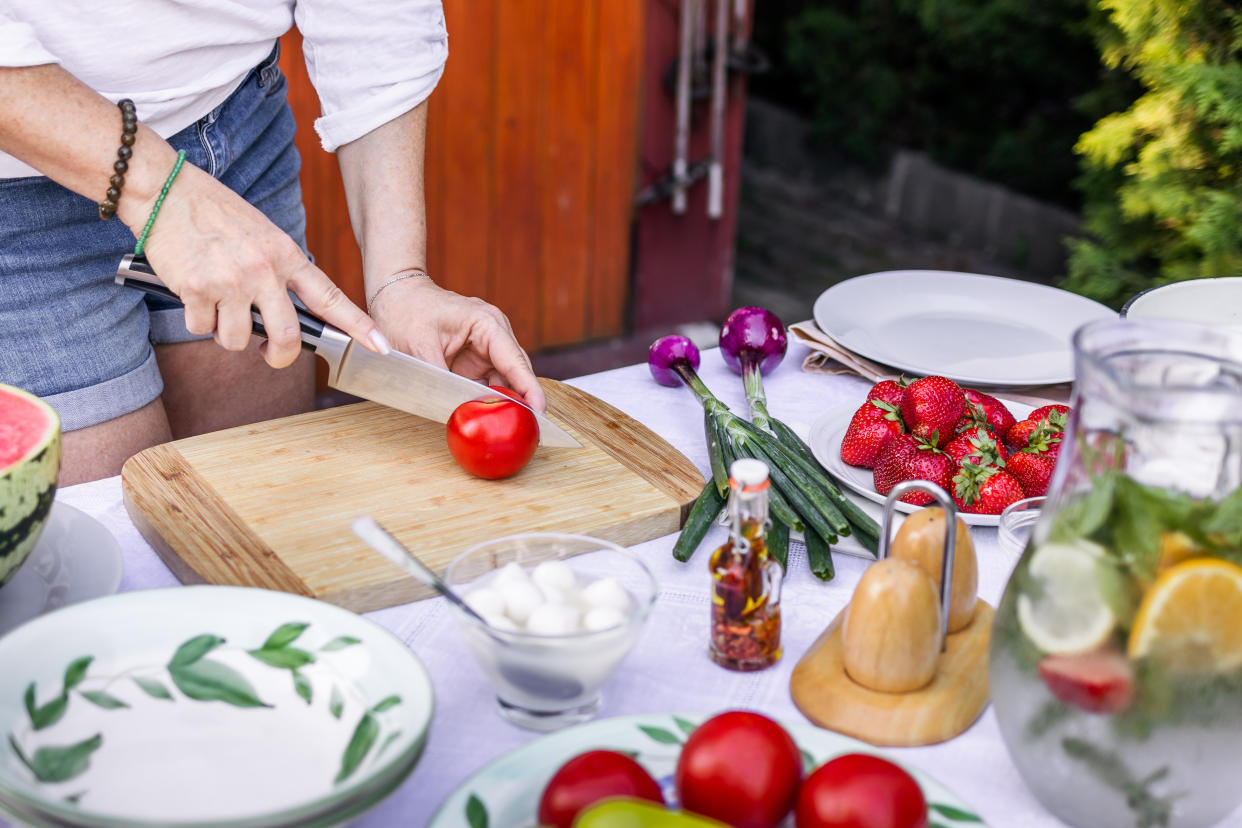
left=368, top=273, right=547, bottom=412
left=135, top=163, right=389, bottom=369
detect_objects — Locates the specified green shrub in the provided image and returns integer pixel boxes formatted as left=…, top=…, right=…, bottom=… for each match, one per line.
left=1062, top=0, right=1242, bottom=308
left=753, top=0, right=1126, bottom=207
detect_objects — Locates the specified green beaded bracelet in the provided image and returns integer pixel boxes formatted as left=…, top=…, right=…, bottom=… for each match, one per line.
left=133, top=149, right=187, bottom=256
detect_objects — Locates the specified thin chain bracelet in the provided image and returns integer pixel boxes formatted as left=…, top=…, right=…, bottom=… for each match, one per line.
left=366, top=269, right=431, bottom=311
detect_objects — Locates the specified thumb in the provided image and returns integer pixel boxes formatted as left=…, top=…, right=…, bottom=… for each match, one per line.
left=287, top=263, right=390, bottom=354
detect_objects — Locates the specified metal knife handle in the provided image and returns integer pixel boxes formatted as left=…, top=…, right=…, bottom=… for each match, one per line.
left=115, top=253, right=327, bottom=350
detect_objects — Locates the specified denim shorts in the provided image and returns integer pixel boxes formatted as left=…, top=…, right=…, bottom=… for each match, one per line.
left=0, top=42, right=308, bottom=432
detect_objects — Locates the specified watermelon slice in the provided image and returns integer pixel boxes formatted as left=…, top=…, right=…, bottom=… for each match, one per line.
left=0, top=383, right=60, bottom=586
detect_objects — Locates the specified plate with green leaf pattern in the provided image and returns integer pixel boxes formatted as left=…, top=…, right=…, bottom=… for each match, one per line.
left=428, top=712, right=987, bottom=827
left=0, top=586, right=433, bottom=828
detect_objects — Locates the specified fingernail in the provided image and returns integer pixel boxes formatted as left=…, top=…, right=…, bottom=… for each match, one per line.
left=369, top=329, right=392, bottom=354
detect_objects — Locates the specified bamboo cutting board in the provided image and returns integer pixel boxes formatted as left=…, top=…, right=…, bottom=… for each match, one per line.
left=122, top=380, right=704, bottom=613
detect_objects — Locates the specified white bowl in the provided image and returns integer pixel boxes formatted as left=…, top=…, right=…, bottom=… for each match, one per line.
left=1121, top=278, right=1242, bottom=328
left=443, top=533, right=657, bottom=732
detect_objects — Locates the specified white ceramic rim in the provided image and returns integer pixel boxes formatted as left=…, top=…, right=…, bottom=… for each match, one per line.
left=813, top=270, right=1114, bottom=386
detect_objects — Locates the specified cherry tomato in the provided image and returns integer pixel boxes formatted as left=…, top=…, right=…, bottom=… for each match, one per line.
left=445, top=386, right=538, bottom=479
left=676, top=711, right=802, bottom=828
left=537, top=749, right=665, bottom=828
left=796, top=753, right=927, bottom=828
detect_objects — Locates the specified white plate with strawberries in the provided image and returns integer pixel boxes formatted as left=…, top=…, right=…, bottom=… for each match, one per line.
left=808, top=376, right=1070, bottom=527
left=813, top=270, right=1113, bottom=386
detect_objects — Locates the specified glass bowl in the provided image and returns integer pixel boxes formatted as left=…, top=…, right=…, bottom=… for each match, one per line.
left=443, top=533, right=657, bottom=731
left=997, top=495, right=1044, bottom=557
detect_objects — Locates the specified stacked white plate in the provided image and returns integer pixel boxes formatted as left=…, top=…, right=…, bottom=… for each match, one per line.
left=0, top=586, right=433, bottom=828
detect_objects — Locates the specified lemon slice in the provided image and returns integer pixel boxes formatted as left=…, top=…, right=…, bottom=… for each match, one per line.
left=1017, top=540, right=1116, bottom=655
left=1127, top=557, right=1242, bottom=673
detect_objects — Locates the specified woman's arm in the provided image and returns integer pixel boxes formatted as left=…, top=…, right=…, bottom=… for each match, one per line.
left=0, top=63, right=387, bottom=369
left=337, top=102, right=547, bottom=411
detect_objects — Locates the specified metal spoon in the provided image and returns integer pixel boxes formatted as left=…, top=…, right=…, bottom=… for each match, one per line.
left=350, top=516, right=584, bottom=701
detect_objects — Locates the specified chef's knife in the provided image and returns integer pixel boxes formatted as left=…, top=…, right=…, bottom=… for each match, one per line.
left=116, top=254, right=581, bottom=448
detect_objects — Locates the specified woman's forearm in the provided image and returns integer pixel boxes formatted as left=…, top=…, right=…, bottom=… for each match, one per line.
left=0, top=64, right=178, bottom=229
left=336, top=100, right=430, bottom=298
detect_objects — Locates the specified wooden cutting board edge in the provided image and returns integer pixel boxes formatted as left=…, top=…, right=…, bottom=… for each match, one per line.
left=121, top=379, right=705, bottom=605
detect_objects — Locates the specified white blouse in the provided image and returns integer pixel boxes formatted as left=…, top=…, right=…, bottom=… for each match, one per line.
left=0, top=0, right=448, bottom=178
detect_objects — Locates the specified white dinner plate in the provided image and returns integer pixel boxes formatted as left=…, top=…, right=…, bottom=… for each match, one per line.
left=0, top=586, right=433, bottom=828
left=808, top=400, right=1034, bottom=528
left=0, top=502, right=123, bottom=639
left=813, top=270, right=1113, bottom=386
left=428, top=712, right=987, bottom=827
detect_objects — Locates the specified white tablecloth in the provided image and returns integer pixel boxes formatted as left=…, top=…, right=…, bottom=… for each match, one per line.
left=12, top=343, right=1241, bottom=828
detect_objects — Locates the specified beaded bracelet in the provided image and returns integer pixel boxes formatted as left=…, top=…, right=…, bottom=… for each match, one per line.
left=98, top=99, right=137, bottom=220
left=133, top=150, right=187, bottom=256
left=366, top=269, right=431, bottom=310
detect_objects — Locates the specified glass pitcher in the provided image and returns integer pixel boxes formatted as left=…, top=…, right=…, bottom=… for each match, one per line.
left=990, top=317, right=1242, bottom=828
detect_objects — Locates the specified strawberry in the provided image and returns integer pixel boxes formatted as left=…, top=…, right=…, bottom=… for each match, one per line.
left=952, top=461, right=1025, bottom=514
left=900, top=376, right=966, bottom=448
left=865, top=378, right=908, bottom=409
left=1028, top=404, right=1070, bottom=423
left=1005, top=418, right=1039, bottom=449
left=1038, top=648, right=1134, bottom=714
left=962, top=389, right=1017, bottom=438
left=873, top=433, right=955, bottom=505
left=1007, top=449, right=1057, bottom=497
left=944, top=425, right=1008, bottom=467
left=840, top=399, right=905, bottom=468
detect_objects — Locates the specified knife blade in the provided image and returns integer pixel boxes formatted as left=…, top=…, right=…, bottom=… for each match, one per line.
left=115, top=254, right=581, bottom=448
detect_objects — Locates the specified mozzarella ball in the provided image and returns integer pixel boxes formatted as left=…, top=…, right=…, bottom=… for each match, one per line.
left=463, top=587, right=506, bottom=618
left=494, top=561, right=532, bottom=589
left=583, top=606, right=626, bottom=632
left=532, top=560, right=578, bottom=594
left=580, top=577, right=632, bottom=614
left=525, top=602, right=581, bottom=636
left=498, top=579, right=543, bottom=625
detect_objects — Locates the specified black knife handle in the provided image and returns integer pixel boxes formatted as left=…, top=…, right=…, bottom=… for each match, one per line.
left=115, top=254, right=326, bottom=349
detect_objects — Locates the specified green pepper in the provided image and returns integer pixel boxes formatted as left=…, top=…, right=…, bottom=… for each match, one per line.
left=573, top=798, right=729, bottom=827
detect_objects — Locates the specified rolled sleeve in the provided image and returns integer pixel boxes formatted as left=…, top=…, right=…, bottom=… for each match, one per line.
left=0, top=14, right=60, bottom=67
left=294, top=0, right=448, bottom=153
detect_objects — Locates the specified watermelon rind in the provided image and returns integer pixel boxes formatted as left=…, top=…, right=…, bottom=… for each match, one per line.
left=0, top=384, right=61, bottom=587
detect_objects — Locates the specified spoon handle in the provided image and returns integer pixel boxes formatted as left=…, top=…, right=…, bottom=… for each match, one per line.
left=351, top=516, right=487, bottom=622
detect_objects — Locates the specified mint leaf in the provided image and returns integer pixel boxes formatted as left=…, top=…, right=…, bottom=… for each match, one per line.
left=321, top=636, right=361, bottom=652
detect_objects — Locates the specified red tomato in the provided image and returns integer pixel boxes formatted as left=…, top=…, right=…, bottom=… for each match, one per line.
left=676, top=711, right=802, bottom=828
left=796, top=753, right=927, bottom=828
left=537, top=749, right=665, bottom=828
left=445, top=386, right=538, bottom=479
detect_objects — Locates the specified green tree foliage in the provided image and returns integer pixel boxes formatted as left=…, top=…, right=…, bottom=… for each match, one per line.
left=752, top=0, right=1128, bottom=206
left=1063, top=0, right=1242, bottom=308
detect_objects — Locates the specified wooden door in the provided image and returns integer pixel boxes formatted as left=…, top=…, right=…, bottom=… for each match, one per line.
left=278, top=1, right=644, bottom=354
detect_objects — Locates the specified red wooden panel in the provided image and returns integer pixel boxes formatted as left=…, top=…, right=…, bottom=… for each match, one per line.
left=433, top=0, right=495, bottom=298
left=590, top=1, right=644, bottom=339
left=489, top=1, right=544, bottom=347
left=537, top=0, right=597, bottom=347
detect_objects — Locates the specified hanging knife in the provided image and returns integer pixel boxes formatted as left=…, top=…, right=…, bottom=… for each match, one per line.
left=115, top=254, right=580, bottom=448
